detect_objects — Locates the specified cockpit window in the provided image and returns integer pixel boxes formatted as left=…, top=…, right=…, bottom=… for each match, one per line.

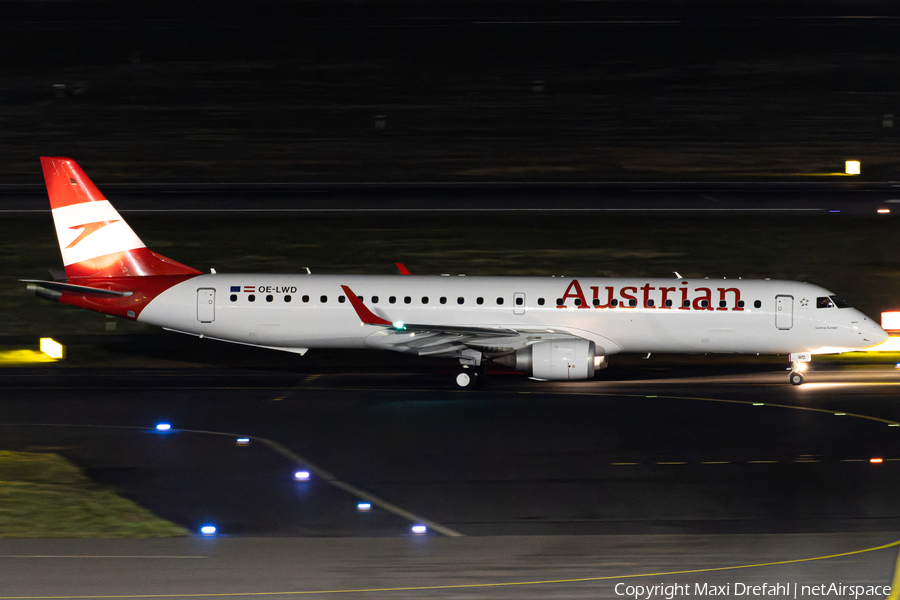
left=816, top=296, right=835, bottom=309
left=830, top=296, right=852, bottom=308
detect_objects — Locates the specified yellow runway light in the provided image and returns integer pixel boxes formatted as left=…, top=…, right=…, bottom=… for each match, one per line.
left=39, top=338, right=65, bottom=359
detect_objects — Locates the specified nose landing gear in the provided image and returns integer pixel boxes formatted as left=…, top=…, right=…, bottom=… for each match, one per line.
left=788, top=352, right=811, bottom=386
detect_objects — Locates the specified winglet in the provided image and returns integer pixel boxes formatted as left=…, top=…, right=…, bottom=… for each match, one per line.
left=341, top=285, right=392, bottom=326
left=396, top=263, right=411, bottom=275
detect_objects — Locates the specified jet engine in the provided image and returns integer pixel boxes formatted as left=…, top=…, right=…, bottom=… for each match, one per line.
left=495, top=339, right=605, bottom=380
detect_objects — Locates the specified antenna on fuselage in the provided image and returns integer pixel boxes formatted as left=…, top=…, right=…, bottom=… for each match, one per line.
left=673, top=271, right=682, bottom=279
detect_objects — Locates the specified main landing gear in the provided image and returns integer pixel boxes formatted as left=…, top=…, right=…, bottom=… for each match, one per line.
left=455, top=351, right=485, bottom=388
left=788, top=352, right=811, bottom=386
left=455, top=365, right=481, bottom=388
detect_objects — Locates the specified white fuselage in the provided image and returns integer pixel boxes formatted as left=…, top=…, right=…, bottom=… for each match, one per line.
left=138, top=275, right=886, bottom=356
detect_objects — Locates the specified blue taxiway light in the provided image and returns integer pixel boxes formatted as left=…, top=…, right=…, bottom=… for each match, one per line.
left=411, top=525, right=427, bottom=534
left=357, top=502, right=372, bottom=512
left=155, top=423, right=172, bottom=431
left=200, top=525, right=217, bottom=535
left=294, top=471, right=311, bottom=481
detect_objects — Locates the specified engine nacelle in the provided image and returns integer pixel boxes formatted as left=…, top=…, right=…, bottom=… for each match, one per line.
left=497, top=339, right=604, bottom=380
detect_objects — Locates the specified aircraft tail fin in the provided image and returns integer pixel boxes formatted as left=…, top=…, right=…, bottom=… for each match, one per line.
left=40, top=157, right=201, bottom=279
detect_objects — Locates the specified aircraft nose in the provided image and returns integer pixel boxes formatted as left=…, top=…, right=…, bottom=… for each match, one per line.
left=853, top=312, right=889, bottom=347
left=859, top=320, right=889, bottom=347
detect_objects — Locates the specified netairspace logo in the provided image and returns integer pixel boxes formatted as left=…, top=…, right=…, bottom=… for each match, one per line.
left=613, top=583, right=892, bottom=600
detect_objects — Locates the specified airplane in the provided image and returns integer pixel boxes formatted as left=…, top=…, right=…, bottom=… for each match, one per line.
left=25, top=157, right=889, bottom=388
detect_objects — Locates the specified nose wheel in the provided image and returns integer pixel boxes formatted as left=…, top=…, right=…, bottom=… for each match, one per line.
left=788, top=355, right=809, bottom=386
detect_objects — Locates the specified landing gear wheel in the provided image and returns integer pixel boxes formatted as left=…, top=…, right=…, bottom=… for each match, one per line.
left=789, top=371, right=804, bottom=386
left=455, top=364, right=484, bottom=389
left=455, top=371, right=475, bottom=388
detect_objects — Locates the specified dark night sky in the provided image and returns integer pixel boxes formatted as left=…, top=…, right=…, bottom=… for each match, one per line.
left=2, top=0, right=899, bottom=184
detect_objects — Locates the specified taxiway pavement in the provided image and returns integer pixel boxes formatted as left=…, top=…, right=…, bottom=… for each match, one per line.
left=1, top=361, right=899, bottom=597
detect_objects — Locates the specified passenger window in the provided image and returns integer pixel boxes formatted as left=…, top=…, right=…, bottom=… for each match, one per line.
left=338, top=296, right=346, bottom=303
left=719, top=300, right=726, bottom=308
left=556, top=298, right=563, bottom=306
left=285, top=295, right=292, bottom=303
left=737, top=300, right=744, bottom=308
left=497, top=297, right=504, bottom=305
left=593, top=298, right=600, bottom=307
left=477, top=297, right=484, bottom=305
left=516, top=297, right=524, bottom=306
left=422, top=296, right=428, bottom=304
left=754, top=300, right=761, bottom=309
left=404, top=296, right=411, bottom=304
left=266, top=295, right=273, bottom=303
left=230, top=294, right=237, bottom=302
left=389, top=296, right=397, bottom=304
left=248, top=294, right=256, bottom=302
left=647, top=299, right=655, bottom=307
left=683, top=300, right=690, bottom=308
left=574, top=298, right=582, bottom=306
left=538, top=298, right=545, bottom=306
left=700, top=300, right=708, bottom=308
left=817, top=297, right=835, bottom=309
left=457, top=297, right=465, bottom=305
left=629, top=299, right=637, bottom=307
left=320, top=295, right=327, bottom=303
left=610, top=299, right=619, bottom=307
left=372, top=296, right=379, bottom=303
left=440, top=297, right=447, bottom=304
left=665, top=299, right=672, bottom=307
left=302, top=295, right=310, bottom=303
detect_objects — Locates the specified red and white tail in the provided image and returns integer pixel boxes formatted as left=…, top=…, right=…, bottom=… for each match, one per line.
left=41, top=157, right=201, bottom=279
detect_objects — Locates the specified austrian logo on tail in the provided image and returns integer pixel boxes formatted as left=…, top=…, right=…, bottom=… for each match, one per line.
left=65, top=220, right=119, bottom=249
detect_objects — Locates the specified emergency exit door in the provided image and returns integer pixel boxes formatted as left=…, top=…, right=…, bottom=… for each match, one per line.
left=197, top=289, right=215, bottom=323
left=775, top=295, right=793, bottom=330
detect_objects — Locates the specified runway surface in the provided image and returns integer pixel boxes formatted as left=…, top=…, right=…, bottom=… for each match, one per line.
left=3, top=359, right=900, bottom=536
left=0, top=534, right=898, bottom=599
left=2, top=359, right=900, bottom=597
left=2, top=354, right=900, bottom=597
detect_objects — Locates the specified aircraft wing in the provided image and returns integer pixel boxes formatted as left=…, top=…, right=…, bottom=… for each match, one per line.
left=341, top=285, right=579, bottom=358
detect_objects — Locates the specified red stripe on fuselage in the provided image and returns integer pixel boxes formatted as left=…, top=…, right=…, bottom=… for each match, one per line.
left=57, top=274, right=198, bottom=320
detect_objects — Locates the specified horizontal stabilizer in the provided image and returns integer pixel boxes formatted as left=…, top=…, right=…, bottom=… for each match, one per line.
left=22, top=279, right=133, bottom=298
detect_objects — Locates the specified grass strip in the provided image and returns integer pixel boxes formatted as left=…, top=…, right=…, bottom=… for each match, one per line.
left=0, top=451, right=189, bottom=538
